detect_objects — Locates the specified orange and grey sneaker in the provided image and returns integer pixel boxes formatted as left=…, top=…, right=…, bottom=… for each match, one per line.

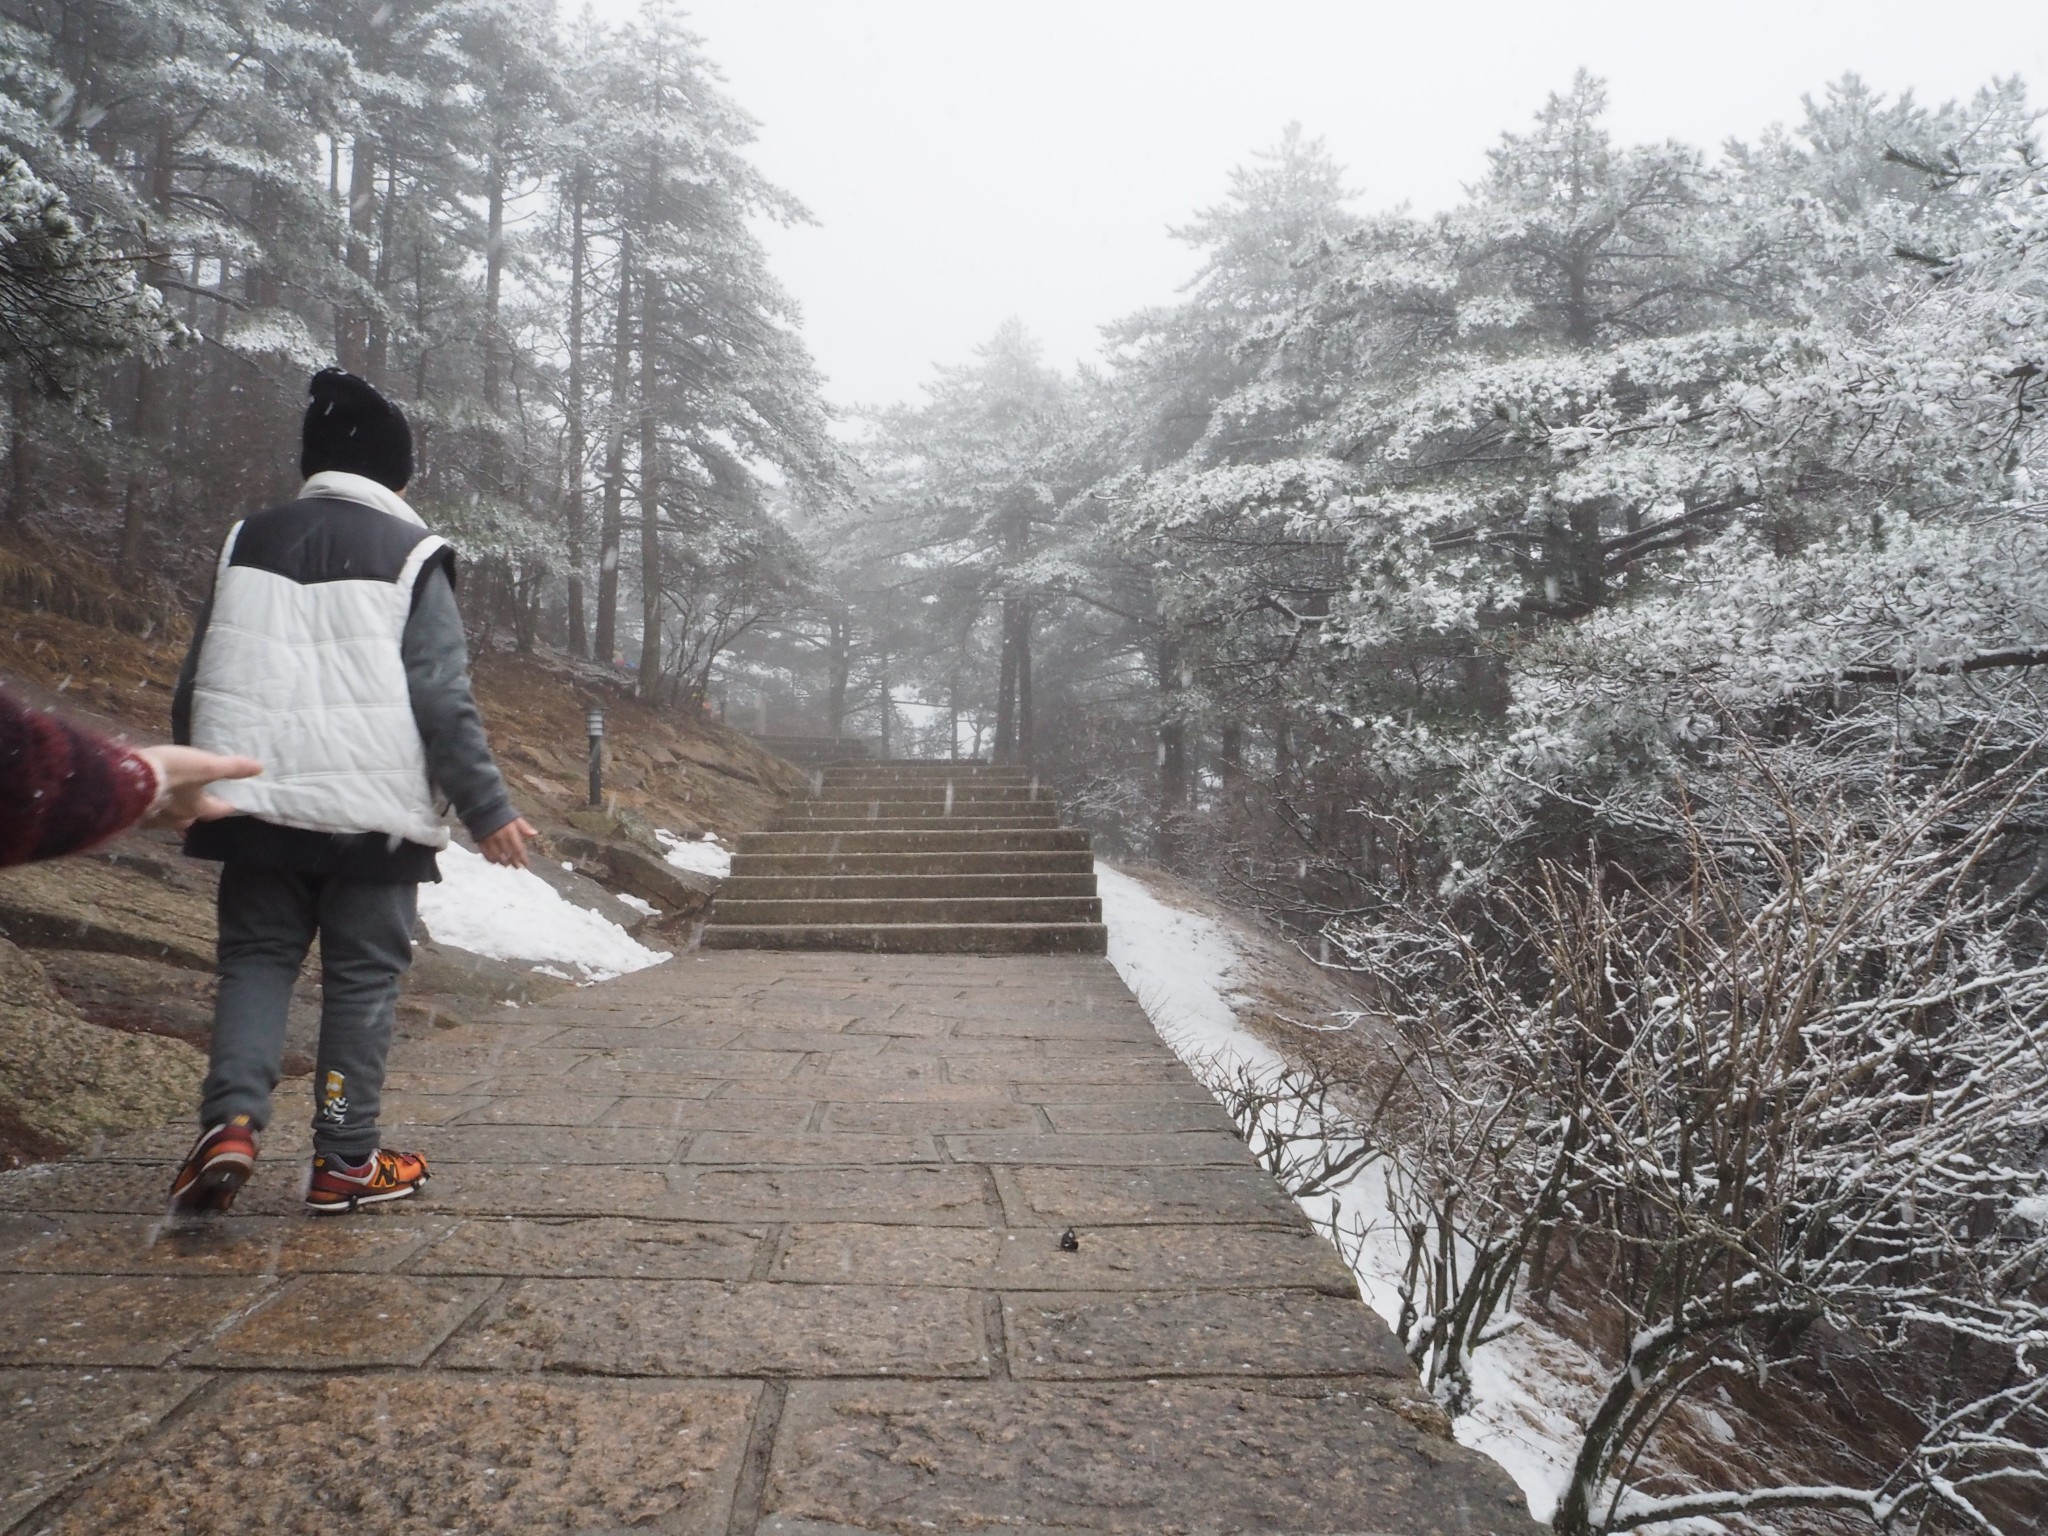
left=304, top=1147, right=430, bottom=1214
left=167, top=1115, right=259, bottom=1214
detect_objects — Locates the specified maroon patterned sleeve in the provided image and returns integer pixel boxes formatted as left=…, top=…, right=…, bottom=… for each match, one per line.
left=0, top=690, right=160, bottom=868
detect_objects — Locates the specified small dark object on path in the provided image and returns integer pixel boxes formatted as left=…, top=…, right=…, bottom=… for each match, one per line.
left=1059, top=1227, right=1079, bottom=1252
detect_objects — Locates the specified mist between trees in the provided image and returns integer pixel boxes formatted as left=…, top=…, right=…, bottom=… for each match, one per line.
left=2, top=3, right=2047, bottom=1526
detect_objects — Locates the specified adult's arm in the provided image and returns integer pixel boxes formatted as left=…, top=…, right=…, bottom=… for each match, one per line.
left=1, top=690, right=159, bottom=866
left=402, top=565, right=518, bottom=842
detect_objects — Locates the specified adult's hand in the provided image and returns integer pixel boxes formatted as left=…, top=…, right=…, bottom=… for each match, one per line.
left=135, top=745, right=263, bottom=832
left=479, top=816, right=539, bottom=869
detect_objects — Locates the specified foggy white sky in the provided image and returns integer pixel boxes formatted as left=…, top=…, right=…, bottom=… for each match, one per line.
left=596, top=1, right=2045, bottom=410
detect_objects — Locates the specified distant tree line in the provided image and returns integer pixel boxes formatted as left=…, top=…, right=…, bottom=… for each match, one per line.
left=0, top=0, right=838, bottom=702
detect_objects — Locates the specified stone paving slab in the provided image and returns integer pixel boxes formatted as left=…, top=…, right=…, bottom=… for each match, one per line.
left=944, top=1131, right=1248, bottom=1166
left=191, top=1273, right=495, bottom=1368
left=763, top=1380, right=1529, bottom=1536
left=0, top=1212, right=436, bottom=1275
left=683, top=1132, right=940, bottom=1165
left=605, top=1095, right=818, bottom=1132
left=0, top=950, right=1540, bottom=1535
left=406, top=1124, right=685, bottom=1165
left=0, top=1273, right=265, bottom=1366
left=1001, top=1288, right=1415, bottom=1379
left=410, top=1215, right=765, bottom=1279
left=997, top=1163, right=1309, bottom=1225
left=773, top=1223, right=1360, bottom=1294
left=443, top=1278, right=989, bottom=1377
left=30, top=1374, right=761, bottom=1534
left=0, top=1370, right=204, bottom=1531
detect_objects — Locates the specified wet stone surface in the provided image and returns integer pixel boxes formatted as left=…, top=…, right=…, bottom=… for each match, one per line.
left=411, top=1215, right=764, bottom=1279
left=0, top=1369, right=204, bottom=1530
left=1002, top=1287, right=1415, bottom=1379
left=34, top=1374, right=760, bottom=1535
left=191, top=1273, right=496, bottom=1368
left=765, top=1380, right=1529, bottom=1536
left=0, top=950, right=1538, bottom=1535
left=0, top=1212, right=435, bottom=1275
left=442, top=1278, right=989, bottom=1378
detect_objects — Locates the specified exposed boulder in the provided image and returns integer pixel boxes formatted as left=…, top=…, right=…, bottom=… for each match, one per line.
left=601, top=845, right=717, bottom=922
left=0, top=937, right=204, bottom=1161
left=0, top=854, right=217, bottom=971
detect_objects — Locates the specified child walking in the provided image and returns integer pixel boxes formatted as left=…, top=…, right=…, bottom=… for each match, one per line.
left=168, top=368, right=537, bottom=1214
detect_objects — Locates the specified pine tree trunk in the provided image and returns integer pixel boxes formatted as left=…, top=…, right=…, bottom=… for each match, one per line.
left=563, top=178, right=589, bottom=656
left=593, top=258, right=633, bottom=667
left=5, top=387, right=31, bottom=523
left=636, top=274, right=662, bottom=701
left=340, top=134, right=377, bottom=373
left=1155, top=642, right=1188, bottom=863
left=119, top=117, right=178, bottom=574
left=995, top=595, right=1019, bottom=764
left=1219, top=722, right=1244, bottom=793
left=1016, top=598, right=1034, bottom=770
left=482, top=154, right=506, bottom=414
left=367, top=161, right=394, bottom=381
left=826, top=613, right=849, bottom=736
left=877, top=653, right=891, bottom=757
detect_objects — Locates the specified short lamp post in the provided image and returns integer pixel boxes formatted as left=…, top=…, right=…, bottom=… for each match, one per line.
left=585, top=708, right=605, bottom=807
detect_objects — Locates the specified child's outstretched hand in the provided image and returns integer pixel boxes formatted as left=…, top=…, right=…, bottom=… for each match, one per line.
left=136, top=746, right=263, bottom=831
left=480, top=816, right=539, bottom=869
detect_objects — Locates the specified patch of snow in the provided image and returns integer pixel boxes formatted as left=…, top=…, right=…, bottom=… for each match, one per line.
left=1098, top=860, right=1587, bottom=1524
left=656, top=827, right=732, bottom=879
left=2017, top=1193, right=2048, bottom=1227
left=1096, top=865, right=1282, bottom=1076
left=616, top=892, right=660, bottom=917
left=419, top=843, right=670, bottom=982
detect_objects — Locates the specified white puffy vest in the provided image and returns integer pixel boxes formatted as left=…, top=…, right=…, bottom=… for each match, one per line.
left=189, top=472, right=453, bottom=848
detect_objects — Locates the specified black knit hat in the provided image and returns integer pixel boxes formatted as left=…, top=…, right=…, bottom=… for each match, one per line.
left=300, top=367, right=413, bottom=490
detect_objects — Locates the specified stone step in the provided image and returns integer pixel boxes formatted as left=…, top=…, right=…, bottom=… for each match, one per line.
left=720, top=873, right=1099, bottom=900
left=814, top=778, right=1045, bottom=794
left=738, top=828, right=1090, bottom=854
left=777, top=818, right=1064, bottom=835
left=705, top=896, right=1104, bottom=926
left=698, top=921, right=1109, bottom=955
left=727, top=851, right=1097, bottom=878
left=794, top=794, right=1064, bottom=806
left=783, top=801, right=1060, bottom=820
left=820, top=766, right=1039, bottom=782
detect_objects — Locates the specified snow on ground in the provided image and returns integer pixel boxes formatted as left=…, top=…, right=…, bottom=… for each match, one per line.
left=1095, top=865, right=1284, bottom=1076
left=1098, top=860, right=1588, bottom=1524
left=418, top=843, right=671, bottom=982
left=657, top=827, right=733, bottom=879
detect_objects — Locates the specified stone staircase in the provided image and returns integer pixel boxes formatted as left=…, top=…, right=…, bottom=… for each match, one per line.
left=701, top=761, right=1107, bottom=954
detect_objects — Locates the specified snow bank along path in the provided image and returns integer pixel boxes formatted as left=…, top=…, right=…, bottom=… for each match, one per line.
left=1097, top=862, right=1588, bottom=1524
left=418, top=843, right=670, bottom=981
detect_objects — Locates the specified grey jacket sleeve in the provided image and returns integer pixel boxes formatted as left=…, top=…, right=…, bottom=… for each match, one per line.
left=403, top=567, right=518, bottom=842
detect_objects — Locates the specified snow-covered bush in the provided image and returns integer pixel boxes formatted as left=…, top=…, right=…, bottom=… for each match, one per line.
left=1318, top=750, right=2048, bottom=1533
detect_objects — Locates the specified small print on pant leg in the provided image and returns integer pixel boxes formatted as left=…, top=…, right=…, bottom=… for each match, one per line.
left=320, top=1069, right=350, bottom=1126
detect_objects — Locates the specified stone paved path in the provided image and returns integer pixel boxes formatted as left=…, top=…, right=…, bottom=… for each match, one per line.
left=0, top=953, right=1538, bottom=1535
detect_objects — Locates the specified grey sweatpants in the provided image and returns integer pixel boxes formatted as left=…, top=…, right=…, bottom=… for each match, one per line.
left=199, top=864, right=418, bottom=1160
